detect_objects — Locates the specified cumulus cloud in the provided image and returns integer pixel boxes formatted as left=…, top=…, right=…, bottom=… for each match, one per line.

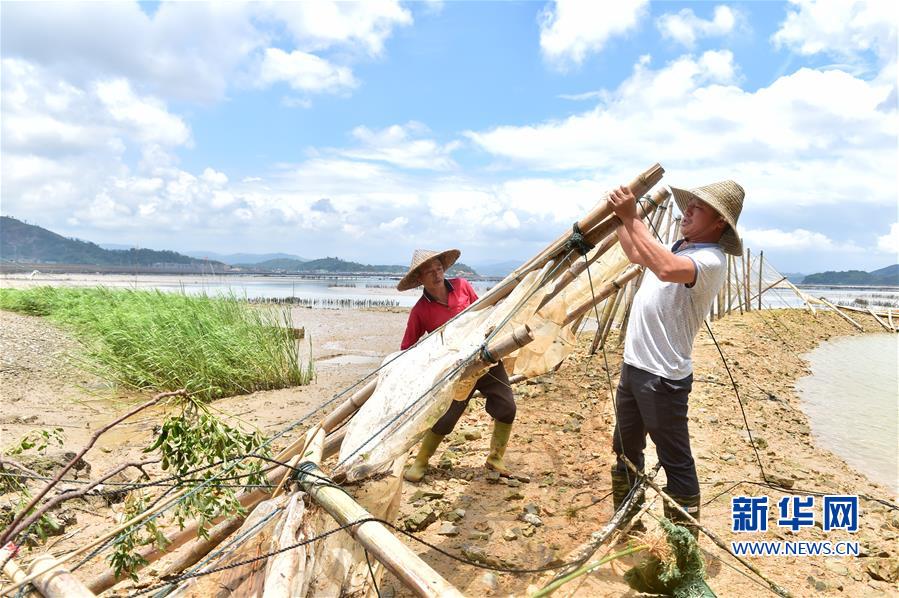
left=339, top=122, right=461, bottom=170
left=0, top=1, right=412, bottom=103
left=772, top=0, right=897, bottom=63
left=656, top=5, right=740, bottom=48
left=466, top=51, right=896, bottom=211
left=258, top=48, right=357, bottom=94
left=877, top=223, right=899, bottom=255
left=539, top=0, right=649, bottom=68
left=263, top=1, right=412, bottom=56
left=741, top=228, right=862, bottom=252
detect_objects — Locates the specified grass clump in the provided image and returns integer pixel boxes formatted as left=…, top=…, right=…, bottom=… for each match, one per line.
left=0, top=286, right=314, bottom=400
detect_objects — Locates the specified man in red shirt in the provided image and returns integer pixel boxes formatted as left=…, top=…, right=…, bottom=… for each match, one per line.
left=397, top=248, right=517, bottom=482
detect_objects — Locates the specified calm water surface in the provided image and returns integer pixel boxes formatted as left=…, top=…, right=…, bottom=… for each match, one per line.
left=795, top=333, right=898, bottom=495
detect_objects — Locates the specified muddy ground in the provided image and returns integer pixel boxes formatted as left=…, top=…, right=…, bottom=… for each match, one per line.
left=1, top=306, right=897, bottom=597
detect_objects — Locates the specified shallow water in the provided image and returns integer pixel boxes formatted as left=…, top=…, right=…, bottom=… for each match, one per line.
left=795, top=333, right=899, bottom=495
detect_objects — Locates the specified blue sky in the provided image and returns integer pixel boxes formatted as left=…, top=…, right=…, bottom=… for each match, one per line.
left=2, top=1, right=896, bottom=273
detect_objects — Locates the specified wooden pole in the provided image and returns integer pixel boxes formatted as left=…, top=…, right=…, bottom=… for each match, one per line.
left=1, top=546, right=95, bottom=598
left=726, top=255, right=733, bottom=315
left=589, top=295, right=617, bottom=355
left=758, top=250, right=764, bottom=311
left=817, top=297, right=864, bottom=331
left=563, top=266, right=643, bottom=327
left=537, top=188, right=668, bottom=312
left=867, top=308, right=892, bottom=331
left=748, top=276, right=787, bottom=305
left=321, top=378, right=378, bottom=433
left=541, top=464, right=661, bottom=588
left=888, top=309, right=896, bottom=332
left=598, top=283, right=627, bottom=351
left=88, top=435, right=318, bottom=594
left=744, top=248, right=751, bottom=312
left=298, top=465, right=463, bottom=598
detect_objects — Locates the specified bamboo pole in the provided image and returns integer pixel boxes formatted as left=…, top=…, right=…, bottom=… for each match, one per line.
left=748, top=276, right=787, bottom=305
left=563, top=266, right=643, bottom=327
left=537, top=188, right=668, bottom=312
left=817, top=297, right=864, bottom=331
left=867, top=308, right=892, bottom=331
left=87, top=439, right=314, bottom=594
left=672, top=215, right=682, bottom=242
left=597, top=283, right=627, bottom=351
left=321, top=378, right=378, bottom=433
left=541, top=465, right=661, bottom=588
left=589, top=294, right=617, bottom=355
left=758, top=250, right=764, bottom=311
left=297, top=464, right=463, bottom=598
left=744, top=248, right=751, bottom=312
left=888, top=309, right=896, bottom=332
left=473, top=164, right=665, bottom=312
left=727, top=254, right=734, bottom=315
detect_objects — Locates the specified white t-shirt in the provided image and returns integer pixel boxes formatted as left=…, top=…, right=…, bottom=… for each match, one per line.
left=623, top=243, right=727, bottom=380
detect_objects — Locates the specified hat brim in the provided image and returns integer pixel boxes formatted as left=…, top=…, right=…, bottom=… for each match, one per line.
left=670, top=186, right=743, bottom=256
left=396, top=249, right=461, bottom=291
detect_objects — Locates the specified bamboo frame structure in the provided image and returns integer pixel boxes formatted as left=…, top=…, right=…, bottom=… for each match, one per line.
left=297, top=464, right=463, bottom=598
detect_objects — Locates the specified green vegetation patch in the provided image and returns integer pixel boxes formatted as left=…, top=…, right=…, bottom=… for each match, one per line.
left=0, top=286, right=313, bottom=400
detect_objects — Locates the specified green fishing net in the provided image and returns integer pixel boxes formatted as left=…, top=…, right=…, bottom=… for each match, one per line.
left=624, top=518, right=716, bottom=597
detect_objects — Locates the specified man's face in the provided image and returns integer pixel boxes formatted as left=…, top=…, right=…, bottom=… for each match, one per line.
left=418, top=258, right=445, bottom=288
left=681, top=198, right=726, bottom=242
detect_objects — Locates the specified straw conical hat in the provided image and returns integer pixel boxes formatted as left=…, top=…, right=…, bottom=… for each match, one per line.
left=670, top=180, right=745, bottom=256
left=396, top=248, right=461, bottom=291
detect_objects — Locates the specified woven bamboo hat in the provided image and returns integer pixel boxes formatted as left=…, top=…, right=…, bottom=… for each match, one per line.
left=670, top=180, right=745, bottom=256
left=396, top=248, right=461, bottom=291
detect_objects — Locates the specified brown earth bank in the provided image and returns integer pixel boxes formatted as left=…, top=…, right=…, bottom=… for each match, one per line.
left=1, top=307, right=897, bottom=597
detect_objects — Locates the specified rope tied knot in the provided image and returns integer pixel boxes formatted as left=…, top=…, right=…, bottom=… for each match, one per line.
left=565, top=223, right=595, bottom=256
left=479, top=344, right=498, bottom=364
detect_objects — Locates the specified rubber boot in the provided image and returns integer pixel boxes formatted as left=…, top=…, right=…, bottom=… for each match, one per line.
left=484, top=421, right=513, bottom=476
left=611, top=467, right=646, bottom=532
left=403, top=430, right=445, bottom=483
left=663, top=490, right=701, bottom=539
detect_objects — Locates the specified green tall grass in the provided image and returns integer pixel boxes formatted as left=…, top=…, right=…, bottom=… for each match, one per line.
left=0, top=287, right=314, bottom=400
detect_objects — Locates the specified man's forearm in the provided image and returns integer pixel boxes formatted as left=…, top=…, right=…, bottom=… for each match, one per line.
left=618, top=218, right=695, bottom=283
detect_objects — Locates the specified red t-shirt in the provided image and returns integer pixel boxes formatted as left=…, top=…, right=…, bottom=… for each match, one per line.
left=400, top=278, right=479, bottom=350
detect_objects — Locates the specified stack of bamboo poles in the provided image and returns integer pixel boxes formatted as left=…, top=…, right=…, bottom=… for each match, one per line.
left=1, top=164, right=674, bottom=598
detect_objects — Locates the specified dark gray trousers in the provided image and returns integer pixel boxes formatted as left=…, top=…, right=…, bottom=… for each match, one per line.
left=431, top=363, right=516, bottom=435
left=612, top=363, right=699, bottom=496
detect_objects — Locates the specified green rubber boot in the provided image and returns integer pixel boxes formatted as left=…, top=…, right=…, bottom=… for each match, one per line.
left=664, top=490, right=701, bottom=539
left=485, top=421, right=513, bottom=476
left=403, top=430, right=445, bottom=483
left=611, top=467, right=646, bottom=532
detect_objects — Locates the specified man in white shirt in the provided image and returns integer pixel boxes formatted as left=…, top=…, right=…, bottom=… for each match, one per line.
left=607, top=180, right=745, bottom=536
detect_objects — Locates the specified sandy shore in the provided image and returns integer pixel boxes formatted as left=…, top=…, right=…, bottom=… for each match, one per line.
left=0, top=304, right=896, bottom=597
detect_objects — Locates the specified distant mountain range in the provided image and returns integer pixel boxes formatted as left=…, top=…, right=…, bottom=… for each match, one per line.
left=249, top=257, right=479, bottom=277
left=800, top=265, right=898, bottom=286
left=1, top=216, right=219, bottom=268
left=4, top=216, right=894, bottom=283
left=0, top=217, right=479, bottom=276
left=183, top=251, right=309, bottom=265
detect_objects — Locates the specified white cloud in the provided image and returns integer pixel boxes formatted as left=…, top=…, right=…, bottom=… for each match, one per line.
left=656, top=5, right=739, bottom=48
left=772, top=0, right=897, bottom=64
left=95, top=79, right=190, bottom=146
left=741, top=228, right=861, bottom=252
left=466, top=52, right=896, bottom=211
left=0, top=1, right=412, bottom=104
left=339, top=122, right=461, bottom=170
left=539, top=0, right=649, bottom=68
left=258, top=48, right=357, bottom=94
left=877, top=223, right=899, bottom=255
left=263, top=1, right=412, bottom=56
